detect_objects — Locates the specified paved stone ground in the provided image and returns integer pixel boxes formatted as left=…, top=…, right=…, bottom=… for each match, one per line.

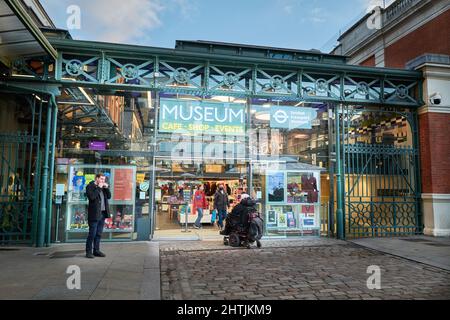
left=0, top=242, right=160, bottom=300
left=350, top=236, right=450, bottom=271
left=159, top=238, right=450, bottom=300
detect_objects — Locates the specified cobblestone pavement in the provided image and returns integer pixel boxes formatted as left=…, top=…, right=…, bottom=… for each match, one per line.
left=159, top=238, right=450, bottom=300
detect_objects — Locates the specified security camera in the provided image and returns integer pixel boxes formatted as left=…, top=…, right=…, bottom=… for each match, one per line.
left=429, top=92, right=442, bottom=105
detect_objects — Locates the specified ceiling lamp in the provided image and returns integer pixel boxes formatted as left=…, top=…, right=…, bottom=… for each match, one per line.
left=255, top=112, right=270, bottom=121
left=211, top=96, right=232, bottom=103
left=294, top=133, right=309, bottom=140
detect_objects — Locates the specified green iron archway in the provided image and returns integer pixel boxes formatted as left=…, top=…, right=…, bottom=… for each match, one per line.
left=1, top=39, right=424, bottom=244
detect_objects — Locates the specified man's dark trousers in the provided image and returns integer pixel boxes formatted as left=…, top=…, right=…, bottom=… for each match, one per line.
left=86, top=211, right=106, bottom=254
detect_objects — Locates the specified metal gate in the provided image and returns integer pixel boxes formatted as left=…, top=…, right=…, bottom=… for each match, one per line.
left=340, top=105, right=422, bottom=238
left=0, top=96, right=42, bottom=244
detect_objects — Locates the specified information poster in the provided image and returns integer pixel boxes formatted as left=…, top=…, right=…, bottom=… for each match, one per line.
left=113, top=168, right=134, bottom=201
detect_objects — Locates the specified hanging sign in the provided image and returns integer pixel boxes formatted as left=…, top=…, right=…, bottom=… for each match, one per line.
left=270, top=106, right=318, bottom=130
left=159, top=98, right=246, bottom=135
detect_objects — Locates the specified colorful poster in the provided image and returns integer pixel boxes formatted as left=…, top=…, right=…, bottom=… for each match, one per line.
left=267, top=210, right=277, bottom=228
left=302, top=218, right=315, bottom=227
left=113, top=168, right=134, bottom=201
left=84, top=174, right=95, bottom=184
left=287, top=173, right=306, bottom=203
left=136, top=173, right=145, bottom=184
left=278, top=212, right=287, bottom=228
left=286, top=212, right=296, bottom=228
left=267, top=172, right=285, bottom=203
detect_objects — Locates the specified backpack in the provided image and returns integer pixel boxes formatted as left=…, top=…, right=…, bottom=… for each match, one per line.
left=248, top=213, right=264, bottom=241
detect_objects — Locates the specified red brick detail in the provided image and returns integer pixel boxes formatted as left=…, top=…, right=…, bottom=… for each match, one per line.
left=385, top=9, right=450, bottom=69
left=360, top=55, right=376, bottom=67
left=419, top=112, right=450, bottom=194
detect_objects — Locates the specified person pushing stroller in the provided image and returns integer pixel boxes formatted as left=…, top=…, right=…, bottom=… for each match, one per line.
left=220, top=194, right=263, bottom=249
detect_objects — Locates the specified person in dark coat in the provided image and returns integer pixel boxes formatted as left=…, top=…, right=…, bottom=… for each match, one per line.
left=221, top=194, right=255, bottom=235
left=85, top=173, right=111, bottom=258
left=214, top=183, right=230, bottom=230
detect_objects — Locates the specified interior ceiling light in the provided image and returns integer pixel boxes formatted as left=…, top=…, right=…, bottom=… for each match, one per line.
left=254, top=112, right=270, bottom=121
left=294, top=134, right=309, bottom=139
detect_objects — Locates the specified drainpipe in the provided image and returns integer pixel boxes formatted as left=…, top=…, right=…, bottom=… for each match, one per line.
left=46, top=96, right=58, bottom=246
left=38, top=97, right=53, bottom=247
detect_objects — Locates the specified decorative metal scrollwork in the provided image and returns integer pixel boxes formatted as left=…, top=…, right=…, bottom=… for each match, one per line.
left=357, top=82, right=369, bottom=95
left=270, top=75, right=284, bottom=90
left=121, top=63, right=139, bottom=80
left=65, top=59, right=83, bottom=76
left=223, top=72, right=239, bottom=87
left=395, top=85, right=408, bottom=99
left=173, top=68, right=190, bottom=84
left=315, top=78, right=328, bottom=93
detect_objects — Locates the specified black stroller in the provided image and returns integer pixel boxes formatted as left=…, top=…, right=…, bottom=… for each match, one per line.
left=221, top=198, right=264, bottom=249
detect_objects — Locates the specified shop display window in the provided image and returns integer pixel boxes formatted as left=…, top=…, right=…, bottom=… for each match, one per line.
left=66, top=165, right=136, bottom=233
left=264, top=170, right=321, bottom=236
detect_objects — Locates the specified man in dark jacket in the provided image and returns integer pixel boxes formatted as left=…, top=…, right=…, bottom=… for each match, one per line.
left=85, top=173, right=111, bottom=258
left=214, top=183, right=229, bottom=230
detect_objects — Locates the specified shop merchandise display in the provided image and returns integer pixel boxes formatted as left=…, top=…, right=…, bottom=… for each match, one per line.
left=66, top=165, right=135, bottom=234
left=301, top=173, right=319, bottom=203
left=156, top=178, right=246, bottom=227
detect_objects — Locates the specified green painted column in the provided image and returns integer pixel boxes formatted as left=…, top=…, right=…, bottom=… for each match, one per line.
left=46, top=97, right=58, bottom=246
left=31, top=99, right=43, bottom=246
left=37, top=98, right=53, bottom=247
left=335, top=104, right=345, bottom=240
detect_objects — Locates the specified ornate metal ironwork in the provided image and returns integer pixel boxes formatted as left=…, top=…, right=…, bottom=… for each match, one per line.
left=341, top=106, right=421, bottom=238
left=7, top=39, right=422, bottom=107
left=0, top=131, right=39, bottom=244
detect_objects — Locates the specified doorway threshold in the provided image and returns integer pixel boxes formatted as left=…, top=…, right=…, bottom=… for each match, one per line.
left=153, top=228, right=224, bottom=241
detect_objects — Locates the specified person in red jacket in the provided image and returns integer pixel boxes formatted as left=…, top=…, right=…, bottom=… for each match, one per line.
left=193, top=184, right=207, bottom=229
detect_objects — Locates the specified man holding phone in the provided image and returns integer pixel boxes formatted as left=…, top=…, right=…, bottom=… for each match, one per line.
left=85, top=173, right=111, bottom=258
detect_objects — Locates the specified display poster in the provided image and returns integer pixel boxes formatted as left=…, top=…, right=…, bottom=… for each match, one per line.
left=302, top=217, right=316, bottom=227
left=69, top=205, right=88, bottom=230
left=265, top=170, right=321, bottom=235
left=286, top=212, right=296, bottom=228
left=155, top=188, right=162, bottom=201
left=84, top=174, right=95, bottom=184
left=267, top=210, right=277, bottom=228
left=136, top=173, right=145, bottom=184
left=277, top=212, right=287, bottom=228
left=66, top=165, right=136, bottom=233
left=113, top=168, right=134, bottom=201
left=266, top=171, right=285, bottom=203
left=287, top=172, right=319, bottom=204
